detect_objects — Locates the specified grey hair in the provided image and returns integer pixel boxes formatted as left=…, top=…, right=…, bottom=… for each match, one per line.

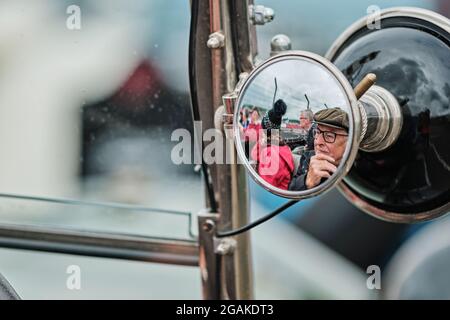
left=300, top=109, right=313, bottom=121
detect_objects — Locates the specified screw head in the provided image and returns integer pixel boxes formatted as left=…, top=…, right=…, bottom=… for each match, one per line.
left=207, top=37, right=220, bottom=49
left=264, top=7, right=275, bottom=22
left=202, top=219, right=215, bottom=232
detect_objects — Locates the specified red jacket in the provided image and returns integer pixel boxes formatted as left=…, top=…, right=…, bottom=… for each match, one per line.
left=251, top=143, right=295, bottom=190
left=244, top=123, right=262, bottom=142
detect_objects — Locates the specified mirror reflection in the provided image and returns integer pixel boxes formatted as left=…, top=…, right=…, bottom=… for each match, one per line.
left=237, top=57, right=351, bottom=194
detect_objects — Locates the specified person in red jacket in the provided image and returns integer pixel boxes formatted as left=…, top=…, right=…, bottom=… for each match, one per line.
left=251, top=99, right=294, bottom=190
left=244, top=107, right=262, bottom=143
left=241, top=107, right=262, bottom=158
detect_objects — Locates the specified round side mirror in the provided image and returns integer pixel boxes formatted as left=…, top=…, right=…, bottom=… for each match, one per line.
left=233, top=51, right=361, bottom=199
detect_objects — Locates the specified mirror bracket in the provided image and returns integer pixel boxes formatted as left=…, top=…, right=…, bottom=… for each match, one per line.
left=234, top=72, right=250, bottom=95
left=218, top=73, right=250, bottom=139
left=358, top=85, right=403, bottom=152
left=220, top=93, right=237, bottom=140
left=222, top=73, right=249, bottom=119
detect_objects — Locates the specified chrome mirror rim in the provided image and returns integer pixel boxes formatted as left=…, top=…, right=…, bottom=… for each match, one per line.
left=338, top=182, right=450, bottom=223
left=233, top=51, right=361, bottom=199
left=325, top=6, right=450, bottom=60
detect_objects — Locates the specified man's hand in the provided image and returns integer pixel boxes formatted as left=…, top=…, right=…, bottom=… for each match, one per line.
left=305, top=154, right=337, bottom=189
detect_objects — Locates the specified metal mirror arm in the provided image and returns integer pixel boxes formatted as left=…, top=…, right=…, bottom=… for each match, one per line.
left=353, top=73, right=403, bottom=152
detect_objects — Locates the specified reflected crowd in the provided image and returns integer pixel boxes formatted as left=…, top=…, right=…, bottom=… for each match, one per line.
left=240, top=100, right=349, bottom=191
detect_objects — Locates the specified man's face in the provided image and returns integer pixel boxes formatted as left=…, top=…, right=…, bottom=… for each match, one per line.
left=299, top=115, right=311, bottom=130
left=313, top=124, right=348, bottom=165
left=251, top=110, right=259, bottom=122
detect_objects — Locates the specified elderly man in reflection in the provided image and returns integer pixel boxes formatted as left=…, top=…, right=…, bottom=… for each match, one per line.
left=299, top=109, right=313, bottom=132
left=288, top=108, right=348, bottom=191
left=298, top=109, right=315, bottom=150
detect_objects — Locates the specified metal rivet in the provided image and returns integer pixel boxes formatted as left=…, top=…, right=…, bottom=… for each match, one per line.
left=270, top=34, right=292, bottom=56
left=207, top=32, right=225, bottom=49
left=202, top=219, right=215, bottom=232
left=249, top=5, right=275, bottom=25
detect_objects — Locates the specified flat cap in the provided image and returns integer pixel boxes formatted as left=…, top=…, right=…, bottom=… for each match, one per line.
left=314, top=107, right=349, bottom=131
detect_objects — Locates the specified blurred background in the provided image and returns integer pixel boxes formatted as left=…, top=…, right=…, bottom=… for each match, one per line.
left=0, top=0, right=448, bottom=299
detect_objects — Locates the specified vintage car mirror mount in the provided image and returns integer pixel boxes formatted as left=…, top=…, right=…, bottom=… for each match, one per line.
left=357, top=82, right=403, bottom=152
left=211, top=7, right=450, bottom=240
left=223, top=7, right=450, bottom=225
left=212, top=51, right=407, bottom=237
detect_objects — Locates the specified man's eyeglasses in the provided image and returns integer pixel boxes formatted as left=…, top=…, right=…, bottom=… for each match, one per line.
left=313, top=127, right=348, bottom=143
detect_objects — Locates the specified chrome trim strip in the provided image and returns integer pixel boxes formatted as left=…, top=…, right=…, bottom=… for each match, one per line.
left=0, top=223, right=199, bottom=266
